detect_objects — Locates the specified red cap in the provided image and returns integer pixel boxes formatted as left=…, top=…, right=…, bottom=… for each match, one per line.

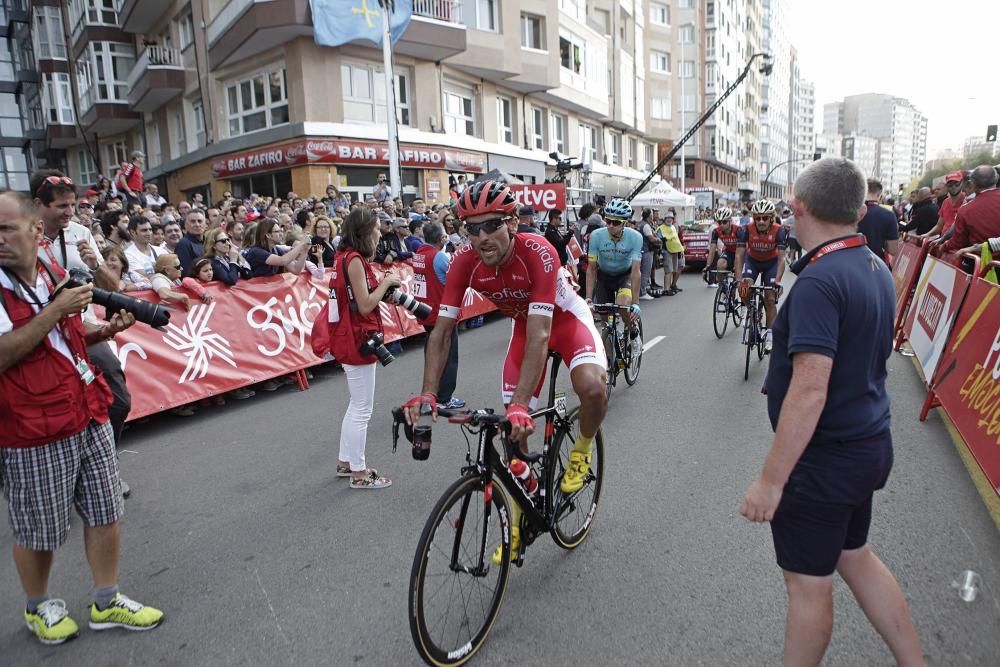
left=85, top=189, right=98, bottom=196
left=245, top=211, right=259, bottom=221
left=945, top=171, right=965, bottom=184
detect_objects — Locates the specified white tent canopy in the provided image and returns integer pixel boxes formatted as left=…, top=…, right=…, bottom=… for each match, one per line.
left=629, top=180, right=697, bottom=212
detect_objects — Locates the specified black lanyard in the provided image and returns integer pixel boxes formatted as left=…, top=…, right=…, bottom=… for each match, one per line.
left=2, top=263, right=57, bottom=309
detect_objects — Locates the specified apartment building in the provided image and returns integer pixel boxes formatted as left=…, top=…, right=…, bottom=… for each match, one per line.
left=787, top=48, right=814, bottom=188
left=19, top=0, right=659, bottom=206
left=757, top=0, right=790, bottom=200
left=0, top=0, right=47, bottom=191
left=824, top=93, right=927, bottom=195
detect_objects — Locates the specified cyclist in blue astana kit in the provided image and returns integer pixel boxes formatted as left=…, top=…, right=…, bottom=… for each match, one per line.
left=584, top=198, right=644, bottom=347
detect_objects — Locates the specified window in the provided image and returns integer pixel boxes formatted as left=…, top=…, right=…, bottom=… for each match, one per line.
left=443, top=83, right=476, bottom=137
left=610, top=132, right=621, bottom=165
left=191, top=99, right=205, bottom=148
left=0, top=147, right=30, bottom=192
left=341, top=62, right=411, bottom=126
left=651, top=96, right=671, bottom=120
left=682, top=94, right=698, bottom=112
left=550, top=112, right=566, bottom=153
left=225, top=67, right=289, bottom=137
left=148, top=121, right=161, bottom=166
left=679, top=25, right=694, bottom=43
left=561, top=0, right=586, bottom=22
left=559, top=34, right=585, bottom=75
left=474, top=0, right=498, bottom=31
left=679, top=60, right=695, bottom=78
left=644, top=143, right=654, bottom=170
left=650, top=50, right=670, bottom=74
left=497, top=95, right=514, bottom=144
left=650, top=2, right=669, bottom=25
left=77, top=150, right=97, bottom=186
left=42, top=73, right=75, bottom=125
left=35, top=6, right=66, bottom=60
left=578, top=123, right=597, bottom=162
left=679, top=0, right=693, bottom=8
left=174, top=110, right=185, bottom=157
left=520, top=13, right=544, bottom=49
left=628, top=137, right=637, bottom=169
left=24, top=84, right=44, bottom=132
left=76, top=42, right=135, bottom=109
left=178, top=12, right=194, bottom=50
left=69, top=0, right=117, bottom=33
left=531, top=106, right=545, bottom=150
left=105, top=141, right=128, bottom=177
left=0, top=93, right=22, bottom=139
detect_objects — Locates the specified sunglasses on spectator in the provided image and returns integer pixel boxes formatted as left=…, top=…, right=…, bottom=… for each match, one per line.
left=171, top=264, right=181, bottom=270
left=216, top=237, right=230, bottom=243
left=35, top=175, right=74, bottom=197
left=466, top=216, right=511, bottom=236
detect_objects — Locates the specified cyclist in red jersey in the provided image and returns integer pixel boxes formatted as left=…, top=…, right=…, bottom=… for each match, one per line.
left=735, top=199, right=786, bottom=351
left=703, top=206, right=739, bottom=287
left=405, top=180, right=608, bottom=562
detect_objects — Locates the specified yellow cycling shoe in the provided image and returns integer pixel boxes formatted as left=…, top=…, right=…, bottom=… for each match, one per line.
left=560, top=451, right=592, bottom=494
left=24, top=599, right=79, bottom=645
left=491, top=526, right=520, bottom=565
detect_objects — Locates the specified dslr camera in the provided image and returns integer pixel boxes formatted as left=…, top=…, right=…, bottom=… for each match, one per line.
left=384, top=286, right=432, bottom=321
left=360, top=331, right=394, bottom=366
left=59, top=268, right=172, bottom=330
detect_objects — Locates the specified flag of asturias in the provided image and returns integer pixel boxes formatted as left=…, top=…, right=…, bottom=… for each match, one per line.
left=310, top=0, right=413, bottom=48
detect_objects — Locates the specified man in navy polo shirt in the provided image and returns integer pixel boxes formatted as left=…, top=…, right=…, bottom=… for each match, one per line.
left=741, top=159, right=923, bottom=666
left=857, top=178, right=900, bottom=264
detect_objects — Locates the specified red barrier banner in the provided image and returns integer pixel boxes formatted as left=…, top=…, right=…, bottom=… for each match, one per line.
left=892, top=237, right=927, bottom=326
left=96, top=264, right=496, bottom=420
left=931, top=277, right=1000, bottom=494
left=508, top=183, right=567, bottom=211
left=902, top=256, right=971, bottom=382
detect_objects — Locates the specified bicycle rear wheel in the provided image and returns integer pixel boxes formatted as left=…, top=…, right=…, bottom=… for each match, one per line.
left=547, top=408, right=605, bottom=549
left=712, top=287, right=729, bottom=339
left=624, top=317, right=643, bottom=385
left=730, top=286, right=745, bottom=327
left=410, top=476, right=512, bottom=666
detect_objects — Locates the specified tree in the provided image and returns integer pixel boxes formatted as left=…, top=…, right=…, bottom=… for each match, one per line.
left=914, top=150, right=998, bottom=190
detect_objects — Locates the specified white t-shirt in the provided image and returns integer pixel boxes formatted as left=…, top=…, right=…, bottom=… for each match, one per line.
left=150, top=273, right=176, bottom=293
left=0, top=269, right=74, bottom=363
left=124, top=241, right=161, bottom=277
left=38, top=220, right=105, bottom=273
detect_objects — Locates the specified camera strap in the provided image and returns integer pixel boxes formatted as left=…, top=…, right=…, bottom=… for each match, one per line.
left=1, top=262, right=60, bottom=309
left=40, top=230, right=68, bottom=269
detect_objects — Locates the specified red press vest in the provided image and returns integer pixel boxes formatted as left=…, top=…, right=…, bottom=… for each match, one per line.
left=0, top=264, right=112, bottom=448
left=412, top=244, right=446, bottom=327
left=328, top=249, right=381, bottom=366
left=746, top=222, right=782, bottom=262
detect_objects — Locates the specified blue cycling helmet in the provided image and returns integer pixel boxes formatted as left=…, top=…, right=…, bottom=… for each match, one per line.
left=604, top=198, right=633, bottom=221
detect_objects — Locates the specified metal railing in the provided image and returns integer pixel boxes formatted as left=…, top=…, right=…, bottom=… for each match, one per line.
left=413, top=0, right=462, bottom=23
left=126, top=45, right=183, bottom=90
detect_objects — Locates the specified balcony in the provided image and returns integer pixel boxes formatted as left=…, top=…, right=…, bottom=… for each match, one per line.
left=118, top=0, right=170, bottom=34
left=396, top=0, right=466, bottom=62
left=207, top=0, right=312, bottom=69
left=6, top=0, right=27, bottom=31
left=127, top=46, right=185, bottom=112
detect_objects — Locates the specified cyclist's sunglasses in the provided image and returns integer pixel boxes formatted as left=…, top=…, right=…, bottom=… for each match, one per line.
left=466, top=216, right=512, bottom=236
left=605, top=217, right=627, bottom=226
left=752, top=215, right=772, bottom=222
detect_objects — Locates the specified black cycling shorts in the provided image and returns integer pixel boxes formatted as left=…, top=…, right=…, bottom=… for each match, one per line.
left=594, top=270, right=632, bottom=304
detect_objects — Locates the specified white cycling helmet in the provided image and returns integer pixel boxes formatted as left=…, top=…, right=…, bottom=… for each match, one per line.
left=713, top=206, right=733, bottom=222
left=750, top=199, right=776, bottom=216
left=604, top=198, right=633, bottom=221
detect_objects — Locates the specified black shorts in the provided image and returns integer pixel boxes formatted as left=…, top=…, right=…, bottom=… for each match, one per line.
left=594, top=270, right=632, bottom=304
left=770, top=432, right=893, bottom=576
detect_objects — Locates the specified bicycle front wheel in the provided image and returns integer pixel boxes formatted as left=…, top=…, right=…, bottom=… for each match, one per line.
left=756, top=301, right=767, bottom=361
left=743, top=319, right=753, bottom=382
left=547, top=408, right=605, bottom=549
left=731, top=286, right=746, bottom=327
left=712, top=286, right=729, bottom=339
left=410, top=476, right=512, bottom=666
left=602, top=325, right=616, bottom=402
left=624, top=317, right=643, bottom=385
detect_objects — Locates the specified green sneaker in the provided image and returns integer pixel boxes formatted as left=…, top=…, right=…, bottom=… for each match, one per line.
left=24, top=599, right=80, bottom=645
left=89, top=593, right=164, bottom=632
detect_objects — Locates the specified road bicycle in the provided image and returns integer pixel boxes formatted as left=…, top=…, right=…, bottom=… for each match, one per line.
left=740, top=284, right=781, bottom=381
left=706, top=270, right=744, bottom=338
left=393, top=352, right=604, bottom=666
left=592, top=303, right=643, bottom=401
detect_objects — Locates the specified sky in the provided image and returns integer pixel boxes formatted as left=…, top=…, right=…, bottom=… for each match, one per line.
left=786, top=0, right=1000, bottom=157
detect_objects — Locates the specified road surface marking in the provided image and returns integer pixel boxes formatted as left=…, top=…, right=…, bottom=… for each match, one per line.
left=643, top=336, right=666, bottom=352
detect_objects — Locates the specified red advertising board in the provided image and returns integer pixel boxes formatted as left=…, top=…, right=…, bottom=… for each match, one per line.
left=211, top=139, right=487, bottom=178
left=508, top=183, right=567, bottom=211
left=892, top=237, right=928, bottom=329
left=931, top=277, right=1000, bottom=494
left=97, top=265, right=495, bottom=420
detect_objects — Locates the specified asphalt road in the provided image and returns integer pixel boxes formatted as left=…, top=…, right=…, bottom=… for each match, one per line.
left=2, top=270, right=998, bottom=666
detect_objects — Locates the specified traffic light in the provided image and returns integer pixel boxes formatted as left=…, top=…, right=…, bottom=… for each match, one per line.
left=988, top=125, right=998, bottom=143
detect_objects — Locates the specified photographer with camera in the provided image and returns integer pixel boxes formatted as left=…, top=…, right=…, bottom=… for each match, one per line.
left=0, top=191, right=164, bottom=645
left=327, top=208, right=398, bottom=490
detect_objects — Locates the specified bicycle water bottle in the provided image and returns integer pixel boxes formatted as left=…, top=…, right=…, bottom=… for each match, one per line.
left=412, top=406, right=433, bottom=461
left=508, top=458, right=538, bottom=495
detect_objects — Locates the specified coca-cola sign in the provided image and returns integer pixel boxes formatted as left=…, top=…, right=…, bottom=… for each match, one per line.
left=211, top=138, right=487, bottom=178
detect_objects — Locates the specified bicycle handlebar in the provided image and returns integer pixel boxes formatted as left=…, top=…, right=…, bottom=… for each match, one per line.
left=591, top=303, right=627, bottom=313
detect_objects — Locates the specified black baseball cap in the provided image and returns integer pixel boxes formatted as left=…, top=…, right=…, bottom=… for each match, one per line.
left=518, top=205, right=534, bottom=216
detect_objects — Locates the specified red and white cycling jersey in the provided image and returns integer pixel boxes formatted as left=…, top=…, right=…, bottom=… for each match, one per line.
left=439, top=234, right=606, bottom=405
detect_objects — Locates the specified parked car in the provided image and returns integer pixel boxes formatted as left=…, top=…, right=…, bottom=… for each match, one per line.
left=679, top=220, right=713, bottom=269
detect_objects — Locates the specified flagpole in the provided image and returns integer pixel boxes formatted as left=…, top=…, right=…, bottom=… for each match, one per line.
left=379, top=0, right=402, bottom=201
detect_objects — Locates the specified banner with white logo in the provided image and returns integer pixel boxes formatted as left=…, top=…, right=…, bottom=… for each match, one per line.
left=902, top=256, right=972, bottom=381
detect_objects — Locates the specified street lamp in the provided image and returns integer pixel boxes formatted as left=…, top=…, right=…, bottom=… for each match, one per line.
left=761, top=157, right=814, bottom=200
